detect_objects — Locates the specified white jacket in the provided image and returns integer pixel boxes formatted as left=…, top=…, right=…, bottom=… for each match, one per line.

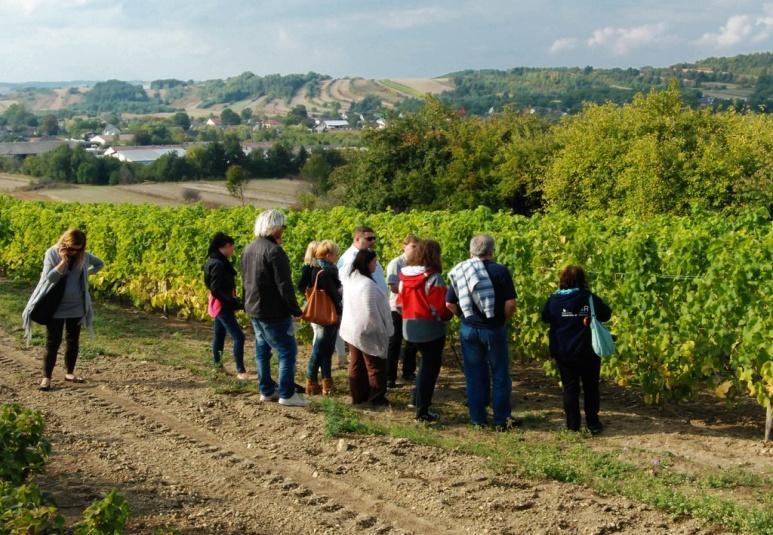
left=339, top=271, right=394, bottom=358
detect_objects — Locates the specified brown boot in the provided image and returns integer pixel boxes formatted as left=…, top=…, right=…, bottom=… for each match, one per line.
left=321, top=378, right=334, bottom=396
left=306, top=379, right=321, bottom=396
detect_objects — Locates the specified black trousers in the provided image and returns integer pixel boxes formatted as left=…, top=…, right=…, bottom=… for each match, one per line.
left=411, top=336, right=446, bottom=418
left=44, top=318, right=81, bottom=378
left=557, top=355, right=601, bottom=431
left=387, top=311, right=417, bottom=382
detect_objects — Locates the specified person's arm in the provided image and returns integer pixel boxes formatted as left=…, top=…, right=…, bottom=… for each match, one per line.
left=297, top=265, right=311, bottom=293
left=87, top=253, right=104, bottom=275
left=320, top=271, right=343, bottom=314
left=541, top=299, right=552, bottom=323
left=46, top=247, right=68, bottom=283
left=445, top=283, right=460, bottom=316
left=592, top=294, right=612, bottom=322
left=501, top=267, right=518, bottom=322
left=504, top=298, right=516, bottom=321
left=209, top=262, right=238, bottom=308
left=272, top=249, right=302, bottom=317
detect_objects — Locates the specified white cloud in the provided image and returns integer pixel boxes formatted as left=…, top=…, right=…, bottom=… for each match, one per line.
left=697, top=7, right=773, bottom=47
left=697, top=15, right=755, bottom=46
left=549, top=37, right=578, bottom=54
left=586, top=22, right=668, bottom=55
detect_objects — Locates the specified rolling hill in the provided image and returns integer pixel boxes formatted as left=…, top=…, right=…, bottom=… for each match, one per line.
left=0, top=52, right=769, bottom=117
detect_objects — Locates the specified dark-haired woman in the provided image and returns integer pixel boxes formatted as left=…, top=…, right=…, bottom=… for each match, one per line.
left=204, top=232, right=248, bottom=379
left=339, top=249, right=393, bottom=405
left=541, top=265, right=612, bottom=434
left=22, top=229, right=104, bottom=391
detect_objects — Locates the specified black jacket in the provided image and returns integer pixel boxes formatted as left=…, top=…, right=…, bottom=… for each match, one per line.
left=241, top=236, right=301, bottom=321
left=203, top=252, right=242, bottom=311
left=541, top=289, right=612, bottom=362
left=299, top=264, right=343, bottom=316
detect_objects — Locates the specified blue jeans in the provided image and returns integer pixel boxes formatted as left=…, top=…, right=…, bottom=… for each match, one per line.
left=212, top=310, right=245, bottom=373
left=460, top=323, right=512, bottom=426
left=307, top=323, right=338, bottom=381
left=251, top=317, right=298, bottom=399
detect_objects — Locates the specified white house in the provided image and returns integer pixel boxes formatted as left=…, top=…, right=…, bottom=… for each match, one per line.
left=105, top=145, right=186, bottom=165
left=206, top=117, right=222, bottom=128
left=103, top=124, right=121, bottom=136
left=322, top=119, right=349, bottom=130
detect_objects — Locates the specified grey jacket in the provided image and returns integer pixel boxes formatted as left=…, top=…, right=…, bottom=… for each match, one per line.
left=22, top=246, right=104, bottom=345
left=241, top=236, right=301, bottom=321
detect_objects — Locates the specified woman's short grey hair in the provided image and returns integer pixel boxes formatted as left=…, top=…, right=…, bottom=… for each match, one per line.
left=470, top=234, right=495, bottom=257
left=254, top=209, right=287, bottom=238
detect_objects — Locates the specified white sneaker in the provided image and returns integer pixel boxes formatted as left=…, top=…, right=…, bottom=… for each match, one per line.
left=278, top=392, right=310, bottom=407
left=260, top=392, right=279, bottom=402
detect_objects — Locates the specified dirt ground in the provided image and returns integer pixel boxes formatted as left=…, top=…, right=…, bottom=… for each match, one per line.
left=3, top=305, right=770, bottom=535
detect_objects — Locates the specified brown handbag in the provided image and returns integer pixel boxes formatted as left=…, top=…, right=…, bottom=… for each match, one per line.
left=302, top=270, right=338, bottom=325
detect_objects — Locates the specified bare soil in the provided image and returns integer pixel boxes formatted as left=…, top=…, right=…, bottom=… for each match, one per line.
left=2, top=308, right=769, bottom=533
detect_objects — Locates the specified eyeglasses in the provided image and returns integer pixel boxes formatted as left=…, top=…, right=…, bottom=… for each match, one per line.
left=364, top=236, right=376, bottom=242
left=66, top=246, right=83, bottom=252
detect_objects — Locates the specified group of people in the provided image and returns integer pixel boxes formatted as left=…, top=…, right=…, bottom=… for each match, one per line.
left=22, top=210, right=612, bottom=434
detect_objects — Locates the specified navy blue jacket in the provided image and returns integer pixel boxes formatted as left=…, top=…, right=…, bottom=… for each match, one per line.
left=541, top=289, right=611, bottom=362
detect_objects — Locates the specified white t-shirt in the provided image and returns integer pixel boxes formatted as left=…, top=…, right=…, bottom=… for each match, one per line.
left=337, top=245, right=388, bottom=294
left=386, top=253, right=407, bottom=312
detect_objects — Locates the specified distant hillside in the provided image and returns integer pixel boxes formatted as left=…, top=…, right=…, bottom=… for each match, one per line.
left=0, top=52, right=769, bottom=116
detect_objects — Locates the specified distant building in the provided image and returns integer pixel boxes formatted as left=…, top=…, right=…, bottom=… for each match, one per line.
left=105, top=145, right=186, bottom=165
left=0, top=139, right=78, bottom=158
left=206, top=117, right=222, bottom=128
left=259, top=119, right=282, bottom=129
left=103, top=124, right=121, bottom=136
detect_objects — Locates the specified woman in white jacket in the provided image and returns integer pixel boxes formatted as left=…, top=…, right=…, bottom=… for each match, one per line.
left=339, top=249, right=393, bottom=405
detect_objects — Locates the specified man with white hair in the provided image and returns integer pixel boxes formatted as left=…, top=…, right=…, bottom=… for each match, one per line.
left=242, top=209, right=309, bottom=407
left=446, top=234, right=518, bottom=430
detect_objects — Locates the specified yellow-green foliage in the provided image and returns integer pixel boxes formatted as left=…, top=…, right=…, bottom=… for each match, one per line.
left=0, top=197, right=769, bottom=408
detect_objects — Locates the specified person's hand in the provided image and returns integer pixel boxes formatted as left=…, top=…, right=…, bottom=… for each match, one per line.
left=57, top=246, right=69, bottom=263
left=583, top=316, right=590, bottom=327
left=292, top=315, right=302, bottom=321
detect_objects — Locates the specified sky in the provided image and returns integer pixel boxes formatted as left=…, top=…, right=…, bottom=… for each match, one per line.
left=0, top=0, right=771, bottom=82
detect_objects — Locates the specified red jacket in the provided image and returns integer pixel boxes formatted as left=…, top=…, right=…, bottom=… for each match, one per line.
left=398, top=267, right=453, bottom=323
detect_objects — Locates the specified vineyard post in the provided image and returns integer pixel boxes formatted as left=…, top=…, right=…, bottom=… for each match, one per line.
left=766, top=405, right=772, bottom=443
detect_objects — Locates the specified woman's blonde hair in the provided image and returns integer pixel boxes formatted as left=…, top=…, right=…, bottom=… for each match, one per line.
left=303, top=241, right=319, bottom=266
left=314, top=240, right=340, bottom=260
left=56, top=229, right=87, bottom=267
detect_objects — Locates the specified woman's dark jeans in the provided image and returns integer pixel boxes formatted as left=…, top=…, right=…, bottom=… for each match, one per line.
left=44, top=318, right=81, bottom=378
left=212, top=309, right=246, bottom=373
left=411, top=336, right=446, bottom=418
left=307, top=323, right=338, bottom=381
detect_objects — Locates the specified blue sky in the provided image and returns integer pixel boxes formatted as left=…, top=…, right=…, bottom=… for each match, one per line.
left=0, top=0, right=771, bottom=82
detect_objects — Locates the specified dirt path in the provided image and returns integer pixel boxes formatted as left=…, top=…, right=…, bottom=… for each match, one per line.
left=0, top=328, right=721, bottom=535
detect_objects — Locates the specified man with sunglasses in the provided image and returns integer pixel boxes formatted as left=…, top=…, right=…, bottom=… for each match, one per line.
left=337, top=226, right=387, bottom=293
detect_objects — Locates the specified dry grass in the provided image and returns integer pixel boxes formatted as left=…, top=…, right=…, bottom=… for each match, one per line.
left=6, top=178, right=310, bottom=208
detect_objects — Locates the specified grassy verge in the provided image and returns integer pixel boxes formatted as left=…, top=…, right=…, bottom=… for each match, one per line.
left=316, top=398, right=772, bottom=535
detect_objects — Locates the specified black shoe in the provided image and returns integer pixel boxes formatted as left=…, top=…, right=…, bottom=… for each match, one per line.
left=402, top=373, right=416, bottom=381
left=387, top=380, right=397, bottom=389
left=294, top=382, right=306, bottom=394
left=587, top=422, right=604, bottom=436
left=416, top=411, right=439, bottom=422
left=494, top=417, right=523, bottom=432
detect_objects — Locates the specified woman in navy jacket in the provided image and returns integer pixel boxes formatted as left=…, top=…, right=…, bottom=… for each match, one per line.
left=542, top=265, right=611, bottom=434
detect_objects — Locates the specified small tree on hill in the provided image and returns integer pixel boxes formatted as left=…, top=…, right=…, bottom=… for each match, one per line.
left=226, top=164, right=248, bottom=205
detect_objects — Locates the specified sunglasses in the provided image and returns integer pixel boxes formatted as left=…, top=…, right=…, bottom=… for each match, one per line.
left=364, top=236, right=376, bottom=242
left=66, top=246, right=83, bottom=252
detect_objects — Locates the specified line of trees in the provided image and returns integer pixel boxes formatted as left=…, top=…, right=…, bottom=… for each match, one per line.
left=331, top=84, right=772, bottom=216
left=10, top=139, right=312, bottom=186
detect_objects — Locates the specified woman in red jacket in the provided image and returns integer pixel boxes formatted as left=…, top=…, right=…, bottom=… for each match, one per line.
left=398, top=240, right=453, bottom=422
